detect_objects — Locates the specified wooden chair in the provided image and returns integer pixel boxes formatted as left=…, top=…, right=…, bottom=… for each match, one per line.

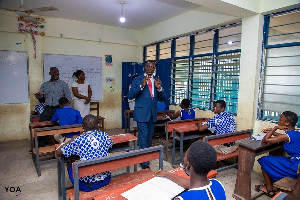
left=90, top=101, right=105, bottom=131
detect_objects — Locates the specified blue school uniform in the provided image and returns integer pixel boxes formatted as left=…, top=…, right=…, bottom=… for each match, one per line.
left=62, top=130, right=113, bottom=192
left=51, top=106, right=82, bottom=138
left=206, top=112, right=236, bottom=135
left=177, top=179, right=226, bottom=200
left=180, top=109, right=195, bottom=120
left=258, top=130, right=300, bottom=181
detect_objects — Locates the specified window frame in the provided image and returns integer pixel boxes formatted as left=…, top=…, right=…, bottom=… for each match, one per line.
left=258, top=7, right=300, bottom=126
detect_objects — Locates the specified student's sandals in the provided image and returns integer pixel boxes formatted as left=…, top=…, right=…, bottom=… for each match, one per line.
left=255, top=185, right=278, bottom=198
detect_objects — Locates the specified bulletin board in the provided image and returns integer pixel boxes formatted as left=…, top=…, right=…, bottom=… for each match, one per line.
left=0, top=51, right=28, bottom=104
left=43, top=54, right=102, bottom=100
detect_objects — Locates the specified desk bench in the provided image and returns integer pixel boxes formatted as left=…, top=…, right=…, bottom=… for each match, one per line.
left=57, top=133, right=138, bottom=200
left=203, top=129, right=252, bottom=172
left=65, top=146, right=164, bottom=200
left=172, top=123, right=212, bottom=167
left=30, top=123, right=83, bottom=176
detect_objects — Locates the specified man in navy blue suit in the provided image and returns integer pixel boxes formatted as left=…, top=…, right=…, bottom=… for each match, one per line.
left=128, top=60, right=167, bottom=169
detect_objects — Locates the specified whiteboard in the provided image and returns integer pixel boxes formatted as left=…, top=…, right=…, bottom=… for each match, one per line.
left=0, top=51, right=28, bottom=104
left=43, top=54, right=102, bottom=100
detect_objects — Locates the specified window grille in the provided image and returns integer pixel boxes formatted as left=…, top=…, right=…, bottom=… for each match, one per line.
left=159, top=41, right=171, bottom=59
left=171, top=58, right=189, bottom=105
left=190, top=55, right=213, bottom=109
left=146, top=45, right=156, bottom=61
left=176, top=36, right=190, bottom=57
left=259, top=9, right=300, bottom=126
left=214, top=52, right=240, bottom=114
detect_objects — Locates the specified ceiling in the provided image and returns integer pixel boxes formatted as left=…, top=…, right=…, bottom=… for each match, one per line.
left=0, top=0, right=205, bottom=30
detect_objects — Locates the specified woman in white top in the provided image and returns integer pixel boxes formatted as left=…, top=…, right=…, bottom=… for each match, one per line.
left=72, top=70, right=92, bottom=118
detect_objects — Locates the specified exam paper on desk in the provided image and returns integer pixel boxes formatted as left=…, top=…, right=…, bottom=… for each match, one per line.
left=251, top=133, right=273, bottom=141
left=121, top=176, right=185, bottom=200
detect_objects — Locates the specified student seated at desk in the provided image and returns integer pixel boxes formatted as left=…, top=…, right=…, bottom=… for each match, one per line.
left=157, top=100, right=167, bottom=112
left=255, top=111, right=300, bottom=198
left=34, top=97, right=46, bottom=115
left=56, top=114, right=113, bottom=192
left=156, top=141, right=226, bottom=200
left=168, top=99, right=195, bottom=121
left=42, top=97, right=83, bottom=143
left=197, top=100, right=235, bottom=136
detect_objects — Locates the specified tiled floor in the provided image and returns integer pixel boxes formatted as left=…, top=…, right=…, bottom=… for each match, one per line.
left=0, top=128, right=270, bottom=200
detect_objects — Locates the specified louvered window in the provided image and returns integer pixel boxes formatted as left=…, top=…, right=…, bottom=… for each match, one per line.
left=259, top=9, right=300, bottom=126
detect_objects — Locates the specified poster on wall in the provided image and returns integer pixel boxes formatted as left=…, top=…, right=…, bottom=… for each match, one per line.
left=105, top=55, right=113, bottom=66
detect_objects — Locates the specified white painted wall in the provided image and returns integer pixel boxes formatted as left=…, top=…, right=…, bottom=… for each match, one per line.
left=0, top=10, right=140, bottom=141
left=139, top=6, right=238, bottom=45
left=0, top=0, right=298, bottom=142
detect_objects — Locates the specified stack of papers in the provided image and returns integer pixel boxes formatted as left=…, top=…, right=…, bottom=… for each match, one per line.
left=121, top=177, right=185, bottom=200
left=251, top=133, right=266, bottom=141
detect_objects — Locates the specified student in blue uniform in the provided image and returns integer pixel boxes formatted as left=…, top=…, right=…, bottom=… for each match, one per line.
left=56, top=114, right=113, bottom=192
left=255, top=111, right=300, bottom=198
left=156, top=141, right=226, bottom=200
left=168, top=99, right=195, bottom=120
left=41, top=97, right=83, bottom=143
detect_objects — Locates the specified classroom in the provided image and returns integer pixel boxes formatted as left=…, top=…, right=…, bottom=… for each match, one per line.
left=0, top=0, right=299, bottom=199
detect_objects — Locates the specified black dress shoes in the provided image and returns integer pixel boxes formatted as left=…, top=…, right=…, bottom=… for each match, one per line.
left=140, top=164, right=150, bottom=169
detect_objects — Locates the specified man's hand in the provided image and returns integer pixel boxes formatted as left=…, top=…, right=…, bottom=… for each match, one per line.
left=154, top=76, right=161, bottom=90
left=34, top=92, right=43, bottom=96
left=261, top=128, right=272, bottom=133
left=141, top=75, right=150, bottom=88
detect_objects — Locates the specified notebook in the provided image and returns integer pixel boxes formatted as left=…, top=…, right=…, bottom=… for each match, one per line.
left=251, top=133, right=267, bottom=141
left=121, top=176, right=185, bottom=200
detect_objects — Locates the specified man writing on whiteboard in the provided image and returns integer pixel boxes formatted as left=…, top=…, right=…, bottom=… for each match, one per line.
left=34, top=67, right=72, bottom=147
left=127, top=60, right=167, bottom=169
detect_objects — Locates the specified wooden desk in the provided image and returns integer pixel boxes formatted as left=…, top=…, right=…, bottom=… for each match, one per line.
left=164, top=118, right=209, bottom=160
left=94, top=167, right=218, bottom=200
left=172, top=124, right=212, bottom=167
left=57, top=133, right=138, bottom=200
left=124, top=110, right=175, bottom=133
left=233, top=138, right=283, bottom=200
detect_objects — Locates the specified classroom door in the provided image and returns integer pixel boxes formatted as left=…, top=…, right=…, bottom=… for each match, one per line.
left=122, top=62, right=143, bottom=128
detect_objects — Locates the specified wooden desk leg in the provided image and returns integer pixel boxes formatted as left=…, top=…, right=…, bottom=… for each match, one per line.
left=172, top=134, right=176, bottom=168
left=233, top=145, right=256, bottom=200
left=34, top=132, right=41, bottom=177
left=125, top=113, right=128, bottom=133
left=57, top=156, right=62, bottom=199
left=180, top=132, right=184, bottom=165
left=165, top=131, right=169, bottom=160
left=133, top=140, right=137, bottom=172
left=61, top=156, right=66, bottom=200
